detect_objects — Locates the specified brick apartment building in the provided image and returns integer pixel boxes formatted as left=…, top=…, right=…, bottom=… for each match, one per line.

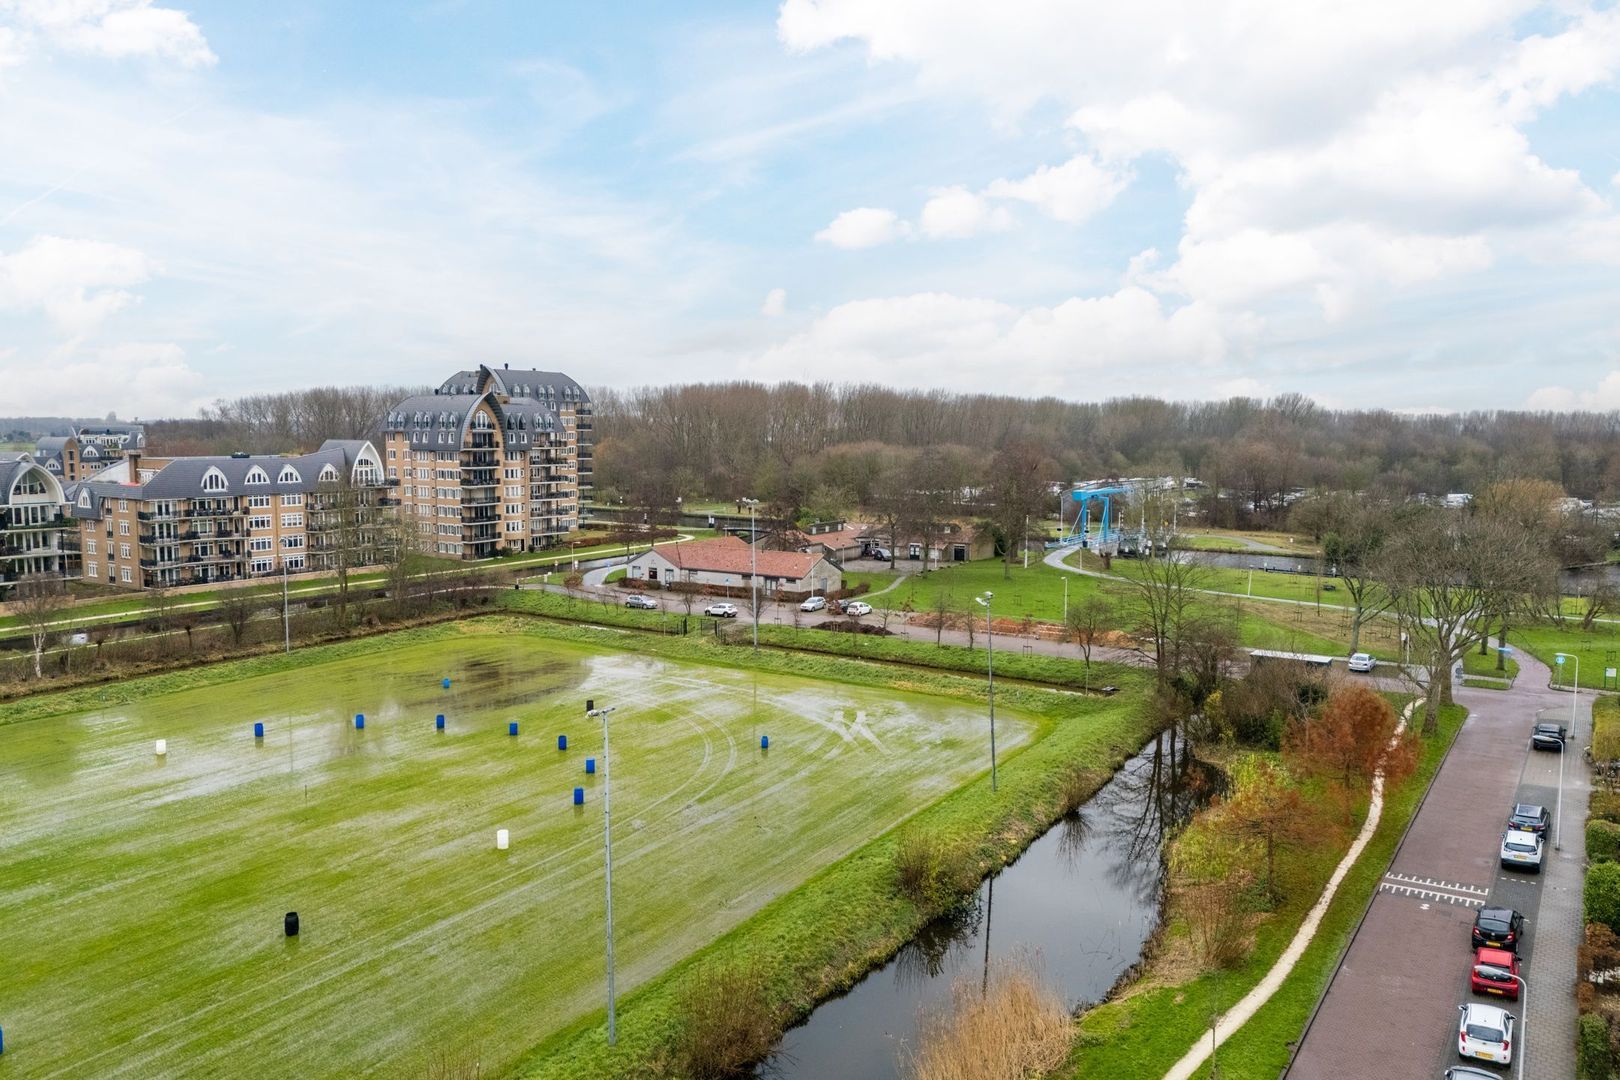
left=34, top=422, right=146, bottom=483
left=69, top=440, right=388, bottom=590
left=0, top=452, right=71, bottom=600
left=380, top=364, right=591, bottom=558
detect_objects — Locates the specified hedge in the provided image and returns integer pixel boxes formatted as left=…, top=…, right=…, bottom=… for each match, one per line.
left=1580, top=1011, right=1613, bottom=1080
left=1594, top=790, right=1620, bottom=825
left=1594, top=697, right=1620, bottom=766
left=1592, top=820, right=1620, bottom=864
left=1587, top=862, right=1620, bottom=931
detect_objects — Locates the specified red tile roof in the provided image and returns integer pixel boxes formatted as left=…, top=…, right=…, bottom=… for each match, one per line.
left=652, top=536, right=823, bottom=579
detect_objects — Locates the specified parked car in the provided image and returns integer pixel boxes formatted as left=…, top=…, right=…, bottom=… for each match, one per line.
left=1470, top=947, right=1520, bottom=1000
left=799, top=595, right=828, bottom=612
left=1457, top=1002, right=1514, bottom=1066
left=1531, top=721, right=1567, bottom=751
left=67, top=631, right=90, bottom=646
left=844, top=600, right=873, bottom=617
left=1445, top=1069, right=1501, bottom=1080
left=624, top=595, right=658, bottom=610
left=1506, top=803, right=1550, bottom=835
left=1347, top=652, right=1375, bottom=673
left=1471, top=907, right=1525, bottom=952
left=704, top=602, right=739, bottom=618
left=1499, top=829, right=1544, bottom=873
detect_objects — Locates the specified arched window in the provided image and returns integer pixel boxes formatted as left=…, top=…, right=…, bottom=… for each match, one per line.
left=245, top=466, right=269, bottom=485
left=318, top=464, right=340, bottom=483
left=201, top=466, right=228, bottom=493
left=277, top=465, right=302, bottom=485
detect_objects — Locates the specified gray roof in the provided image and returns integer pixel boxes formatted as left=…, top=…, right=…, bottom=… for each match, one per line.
left=71, top=441, right=381, bottom=518
left=436, top=364, right=589, bottom=404
left=382, top=391, right=559, bottom=439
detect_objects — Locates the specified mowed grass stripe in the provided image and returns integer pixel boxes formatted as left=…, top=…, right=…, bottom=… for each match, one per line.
left=1, top=633, right=1033, bottom=1079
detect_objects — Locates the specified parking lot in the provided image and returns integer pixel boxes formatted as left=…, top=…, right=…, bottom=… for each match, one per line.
left=1288, top=655, right=1589, bottom=1079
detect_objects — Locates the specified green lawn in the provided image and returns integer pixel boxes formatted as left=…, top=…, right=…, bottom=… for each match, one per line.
left=1066, top=702, right=1465, bottom=1078
left=1512, top=621, right=1620, bottom=691
left=0, top=624, right=1042, bottom=1079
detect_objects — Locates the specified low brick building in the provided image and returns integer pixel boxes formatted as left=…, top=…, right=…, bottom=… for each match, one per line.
left=624, top=536, right=841, bottom=596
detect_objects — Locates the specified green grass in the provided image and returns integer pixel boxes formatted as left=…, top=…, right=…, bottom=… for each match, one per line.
left=1511, top=621, right=1620, bottom=691
left=1, top=619, right=1075, bottom=1080
left=1066, top=702, right=1465, bottom=1078
left=1461, top=648, right=1519, bottom=681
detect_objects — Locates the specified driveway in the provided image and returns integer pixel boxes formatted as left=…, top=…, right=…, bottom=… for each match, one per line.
left=1286, top=651, right=1590, bottom=1079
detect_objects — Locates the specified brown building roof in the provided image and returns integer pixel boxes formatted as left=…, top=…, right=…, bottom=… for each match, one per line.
left=654, top=536, right=822, bottom=579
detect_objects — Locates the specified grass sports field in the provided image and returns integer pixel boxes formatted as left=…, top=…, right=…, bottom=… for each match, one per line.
left=0, top=633, right=1034, bottom=1078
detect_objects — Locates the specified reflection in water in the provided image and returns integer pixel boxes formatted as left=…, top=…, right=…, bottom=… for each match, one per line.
left=761, top=736, right=1213, bottom=1080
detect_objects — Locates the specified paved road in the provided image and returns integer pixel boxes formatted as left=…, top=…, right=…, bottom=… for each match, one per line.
left=1288, top=651, right=1590, bottom=1079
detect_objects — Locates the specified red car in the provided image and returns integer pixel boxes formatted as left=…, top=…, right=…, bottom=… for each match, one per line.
left=1470, top=947, right=1520, bottom=1000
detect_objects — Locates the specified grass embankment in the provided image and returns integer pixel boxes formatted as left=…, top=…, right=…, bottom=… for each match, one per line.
left=1065, top=703, right=1465, bottom=1079
left=2, top=615, right=1145, bottom=1078
left=1178, top=529, right=1322, bottom=555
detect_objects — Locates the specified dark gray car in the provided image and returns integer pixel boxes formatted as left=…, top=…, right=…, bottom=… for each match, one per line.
left=1531, top=721, right=1566, bottom=751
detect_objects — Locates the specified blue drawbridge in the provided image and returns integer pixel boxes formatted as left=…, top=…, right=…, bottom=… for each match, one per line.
left=1046, top=486, right=1128, bottom=553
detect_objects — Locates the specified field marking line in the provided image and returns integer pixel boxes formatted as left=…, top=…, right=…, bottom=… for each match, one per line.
left=1160, top=703, right=1413, bottom=1080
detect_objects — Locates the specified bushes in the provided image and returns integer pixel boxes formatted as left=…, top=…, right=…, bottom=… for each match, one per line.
left=1592, top=820, right=1620, bottom=864
left=1594, top=790, right=1620, bottom=825
left=1580, top=1012, right=1613, bottom=1080
left=895, top=828, right=980, bottom=910
left=1594, top=698, right=1620, bottom=766
left=669, top=961, right=780, bottom=1079
left=1588, top=863, right=1620, bottom=931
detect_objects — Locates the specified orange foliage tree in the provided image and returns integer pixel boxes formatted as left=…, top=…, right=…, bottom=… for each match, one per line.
left=1286, top=684, right=1417, bottom=792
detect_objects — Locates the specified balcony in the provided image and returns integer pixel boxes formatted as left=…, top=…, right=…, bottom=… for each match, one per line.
left=136, top=510, right=176, bottom=522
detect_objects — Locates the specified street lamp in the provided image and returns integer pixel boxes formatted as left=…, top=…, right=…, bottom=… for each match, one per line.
left=974, top=591, right=998, bottom=792
left=280, top=555, right=291, bottom=654
left=750, top=502, right=759, bottom=653
left=587, top=703, right=619, bottom=1045
left=1555, top=652, right=1581, bottom=852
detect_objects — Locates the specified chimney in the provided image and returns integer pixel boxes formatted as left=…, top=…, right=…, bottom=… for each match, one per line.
left=126, top=448, right=142, bottom=480
left=504, top=362, right=510, bottom=369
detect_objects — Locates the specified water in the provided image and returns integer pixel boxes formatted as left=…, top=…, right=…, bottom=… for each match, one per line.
left=760, top=730, right=1212, bottom=1080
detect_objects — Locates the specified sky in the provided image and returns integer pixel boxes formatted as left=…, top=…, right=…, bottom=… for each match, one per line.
left=1, top=0, right=1619, bottom=419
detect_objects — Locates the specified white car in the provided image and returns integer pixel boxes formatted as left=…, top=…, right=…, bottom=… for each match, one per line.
left=704, top=602, right=739, bottom=618
left=799, top=595, right=827, bottom=612
left=68, top=631, right=90, bottom=646
left=1457, top=1001, right=1514, bottom=1066
left=844, top=600, right=873, bottom=617
left=1499, top=829, right=1543, bottom=873
left=1347, top=652, right=1375, bottom=673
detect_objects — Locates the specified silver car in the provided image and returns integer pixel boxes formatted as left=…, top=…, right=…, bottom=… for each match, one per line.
left=1499, top=829, right=1543, bottom=874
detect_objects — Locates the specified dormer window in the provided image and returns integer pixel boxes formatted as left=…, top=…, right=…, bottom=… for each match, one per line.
left=277, top=465, right=302, bottom=485
left=318, top=464, right=340, bottom=482
left=245, top=466, right=270, bottom=485
left=201, top=466, right=229, bottom=493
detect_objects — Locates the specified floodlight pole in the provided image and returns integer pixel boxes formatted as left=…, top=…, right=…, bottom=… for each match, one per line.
left=1555, top=652, right=1579, bottom=852
left=282, top=557, right=291, bottom=654
left=977, top=592, right=998, bottom=792
left=751, top=503, right=759, bottom=652
left=589, top=704, right=619, bottom=1044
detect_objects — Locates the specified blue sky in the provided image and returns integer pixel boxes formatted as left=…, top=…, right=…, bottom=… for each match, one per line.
left=1, top=1, right=1618, bottom=419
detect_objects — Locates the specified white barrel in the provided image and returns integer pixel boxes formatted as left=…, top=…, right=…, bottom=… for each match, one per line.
left=495, top=828, right=509, bottom=850
left=155, top=739, right=167, bottom=755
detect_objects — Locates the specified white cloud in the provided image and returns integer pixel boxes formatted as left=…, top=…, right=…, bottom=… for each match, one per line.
left=0, top=340, right=204, bottom=417
left=751, top=287, right=1240, bottom=393
left=761, top=287, right=787, bottom=316
left=919, top=186, right=1011, bottom=238
left=0, top=0, right=215, bottom=67
left=1526, top=370, right=1620, bottom=411
left=814, top=206, right=909, bottom=248
left=781, top=0, right=1620, bottom=334
left=0, top=234, right=154, bottom=334
left=985, top=154, right=1129, bottom=225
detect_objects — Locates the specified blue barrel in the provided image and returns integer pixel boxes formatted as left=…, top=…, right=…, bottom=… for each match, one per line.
left=585, top=758, right=596, bottom=774
left=761, top=735, right=769, bottom=750
left=442, top=678, right=451, bottom=689
left=509, top=722, right=519, bottom=737
left=557, top=734, right=568, bottom=751
left=254, top=722, right=264, bottom=739
left=1, top=1022, right=5, bottom=1054
left=354, top=714, right=364, bottom=730
left=573, top=787, right=585, bottom=806
left=435, top=714, right=445, bottom=730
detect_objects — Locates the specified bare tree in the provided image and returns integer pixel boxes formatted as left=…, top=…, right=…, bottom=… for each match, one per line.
left=146, top=585, right=175, bottom=635
left=1123, top=548, right=1212, bottom=690
left=1065, top=593, right=1115, bottom=691
left=312, top=473, right=374, bottom=628
left=986, top=441, right=1052, bottom=579
left=380, top=510, right=427, bottom=616
left=220, top=589, right=261, bottom=646
left=15, top=573, right=66, bottom=679
left=1319, top=493, right=1400, bottom=656
left=1378, top=508, right=1555, bottom=735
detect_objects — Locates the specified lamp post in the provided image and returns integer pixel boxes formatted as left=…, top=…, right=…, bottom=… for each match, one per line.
left=1555, top=652, right=1580, bottom=852
left=587, top=703, right=619, bottom=1044
left=281, top=556, right=291, bottom=654
left=975, top=591, right=998, bottom=792
left=750, top=502, right=759, bottom=653
left=1510, top=974, right=1528, bottom=1080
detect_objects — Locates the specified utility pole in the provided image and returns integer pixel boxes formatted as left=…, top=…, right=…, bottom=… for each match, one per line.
left=750, top=502, right=759, bottom=652
left=282, top=557, right=291, bottom=654
left=587, top=703, right=619, bottom=1044
left=975, top=591, right=998, bottom=792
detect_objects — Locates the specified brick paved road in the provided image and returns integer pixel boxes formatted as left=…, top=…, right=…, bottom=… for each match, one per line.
left=1288, top=652, right=1590, bottom=1079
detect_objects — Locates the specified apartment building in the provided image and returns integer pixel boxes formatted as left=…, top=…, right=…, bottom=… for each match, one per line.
left=34, top=422, right=146, bottom=483
left=0, top=453, right=71, bottom=599
left=70, top=440, right=387, bottom=590
left=381, top=364, right=591, bottom=558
